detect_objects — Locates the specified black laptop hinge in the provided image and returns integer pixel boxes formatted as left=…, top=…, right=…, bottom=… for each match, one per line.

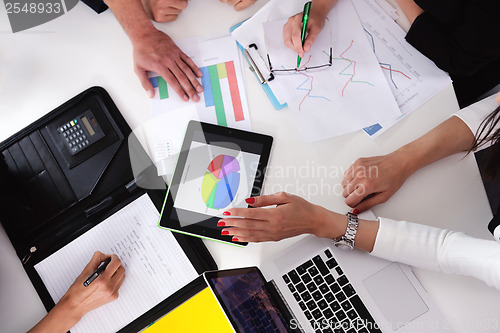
left=265, top=280, right=304, bottom=333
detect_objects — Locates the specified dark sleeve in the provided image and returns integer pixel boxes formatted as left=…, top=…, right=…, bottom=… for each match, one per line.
left=405, top=3, right=500, bottom=77
left=80, top=0, right=108, bottom=13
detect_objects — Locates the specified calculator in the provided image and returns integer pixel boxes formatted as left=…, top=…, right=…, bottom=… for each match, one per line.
left=57, top=110, right=105, bottom=155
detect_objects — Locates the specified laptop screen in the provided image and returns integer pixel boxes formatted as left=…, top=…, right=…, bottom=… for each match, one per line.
left=205, top=267, right=291, bottom=332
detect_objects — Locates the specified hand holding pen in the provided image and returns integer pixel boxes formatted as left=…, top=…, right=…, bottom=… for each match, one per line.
left=283, top=0, right=336, bottom=60
left=28, top=252, right=125, bottom=333
left=70, top=252, right=124, bottom=315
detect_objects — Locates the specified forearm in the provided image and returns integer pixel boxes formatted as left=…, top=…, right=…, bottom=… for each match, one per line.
left=106, top=0, right=157, bottom=43
left=391, top=116, right=475, bottom=178
left=28, top=298, right=81, bottom=333
left=372, top=218, right=500, bottom=289
left=313, top=207, right=379, bottom=253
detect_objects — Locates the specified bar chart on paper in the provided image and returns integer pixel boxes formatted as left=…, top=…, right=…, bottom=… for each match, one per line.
left=149, top=36, right=252, bottom=131
left=149, top=61, right=245, bottom=128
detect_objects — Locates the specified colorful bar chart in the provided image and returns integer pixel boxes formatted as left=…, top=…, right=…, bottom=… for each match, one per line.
left=208, top=64, right=227, bottom=126
left=150, top=61, right=245, bottom=127
left=149, top=76, right=169, bottom=99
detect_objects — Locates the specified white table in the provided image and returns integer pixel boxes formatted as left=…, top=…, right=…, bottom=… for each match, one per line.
left=1, top=1, right=499, bottom=332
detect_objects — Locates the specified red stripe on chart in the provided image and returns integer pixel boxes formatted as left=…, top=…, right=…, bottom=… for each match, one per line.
left=225, top=61, right=244, bottom=122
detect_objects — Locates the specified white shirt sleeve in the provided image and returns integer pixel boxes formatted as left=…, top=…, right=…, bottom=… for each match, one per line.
left=371, top=218, right=500, bottom=290
left=453, top=93, right=499, bottom=151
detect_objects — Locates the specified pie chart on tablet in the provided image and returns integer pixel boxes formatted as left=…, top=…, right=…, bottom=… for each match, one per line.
left=202, top=155, right=241, bottom=210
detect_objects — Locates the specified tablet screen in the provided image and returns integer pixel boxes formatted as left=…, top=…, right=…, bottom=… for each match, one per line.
left=173, top=141, right=261, bottom=221
left=159, top=121, right=273, bottom=246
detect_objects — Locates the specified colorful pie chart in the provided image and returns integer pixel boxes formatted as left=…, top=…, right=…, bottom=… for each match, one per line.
left=202, top=155, right=241, bottom=210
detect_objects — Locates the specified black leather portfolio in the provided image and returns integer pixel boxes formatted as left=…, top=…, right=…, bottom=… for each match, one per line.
left=0, top=87, right=217, bottom=332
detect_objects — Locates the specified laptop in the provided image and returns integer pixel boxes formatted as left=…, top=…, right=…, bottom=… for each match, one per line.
left=206, top=228, right=449, bottom=332
left=257, top=235, right=449, bottom=332
left=148, top=216, right=449, bottom=333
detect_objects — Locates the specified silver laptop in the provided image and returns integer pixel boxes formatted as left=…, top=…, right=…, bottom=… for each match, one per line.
left=258, top=234, right=450, bottom=332
left=203, top=222, right=450, bottom=332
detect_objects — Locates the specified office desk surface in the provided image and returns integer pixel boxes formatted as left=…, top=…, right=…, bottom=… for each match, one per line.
left=1, top=1, right=499, bottom=332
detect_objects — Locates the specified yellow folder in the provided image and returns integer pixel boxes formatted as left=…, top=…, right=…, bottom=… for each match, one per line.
left=144, top=287, right=233, bottom=333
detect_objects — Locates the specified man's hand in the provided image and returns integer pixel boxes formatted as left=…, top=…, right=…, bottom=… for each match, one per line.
left=133, top=30, right=203, bottom=101
left=219, top=0, right=256, bottom=11
left=141, top=0, right=188, bottom=23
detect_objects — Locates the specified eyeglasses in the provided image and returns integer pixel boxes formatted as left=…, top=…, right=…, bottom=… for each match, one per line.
left=266, top=17, right=333, bottom=75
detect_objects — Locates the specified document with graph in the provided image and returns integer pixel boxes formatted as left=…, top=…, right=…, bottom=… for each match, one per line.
left=263, top=0, right=401, bottom=141
left=352, top=0, right=452, bottom=137
left=149, top=35, right=251, bottom=131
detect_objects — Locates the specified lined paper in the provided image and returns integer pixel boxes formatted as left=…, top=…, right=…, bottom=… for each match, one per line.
left=34, top=194, right=199, bottom=333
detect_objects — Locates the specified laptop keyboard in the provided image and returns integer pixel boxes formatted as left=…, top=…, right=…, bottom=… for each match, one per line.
left=282, top=249, right=382, bottom=333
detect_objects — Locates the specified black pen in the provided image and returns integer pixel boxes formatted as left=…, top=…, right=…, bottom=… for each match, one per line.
left=83, top=257, right=111, bottom=287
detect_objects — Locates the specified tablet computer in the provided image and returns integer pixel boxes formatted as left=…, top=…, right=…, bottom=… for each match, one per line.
left=159, top=121, right=273, bottom=246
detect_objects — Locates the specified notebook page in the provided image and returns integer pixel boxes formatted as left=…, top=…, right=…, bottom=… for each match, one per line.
left=34, top=194, right=199, bottom=333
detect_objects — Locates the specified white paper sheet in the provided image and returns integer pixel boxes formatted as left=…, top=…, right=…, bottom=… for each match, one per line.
left=353, top=0, right=452, bottom=137
left=34, top=195, right=198, bottom=333
left=262, top=0, right=401, bottom=141
left=149, top=35, right=252, bottom=131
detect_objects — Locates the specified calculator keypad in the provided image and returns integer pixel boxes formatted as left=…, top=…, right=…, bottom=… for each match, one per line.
left=58, top=119, right=91, bottom=155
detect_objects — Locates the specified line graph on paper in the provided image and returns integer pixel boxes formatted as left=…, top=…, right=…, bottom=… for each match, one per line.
left=335, top=40, right=374, bottom=97
left=364, top=28, right=411, bottom=90
left=352, top=0, right=450, bottom=118
left=290, top=40, right=378, bottom=111
left=286, top=56, right=332, bottom=111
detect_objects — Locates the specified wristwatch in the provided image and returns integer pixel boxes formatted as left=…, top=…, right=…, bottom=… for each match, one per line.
left=333, top=212, right=359, bottom=250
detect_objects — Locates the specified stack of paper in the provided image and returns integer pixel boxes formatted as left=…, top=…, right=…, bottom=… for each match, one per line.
left=353, top=0, right=451, bottom=137
left=231, top=0, right=451, bottom=141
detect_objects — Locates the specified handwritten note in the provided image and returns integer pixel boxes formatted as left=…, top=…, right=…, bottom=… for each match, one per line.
left=34, top=195, right=198, bottom=333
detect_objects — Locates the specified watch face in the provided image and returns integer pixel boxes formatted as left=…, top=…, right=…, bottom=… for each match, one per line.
left=334, top=240, right=353, bottom=250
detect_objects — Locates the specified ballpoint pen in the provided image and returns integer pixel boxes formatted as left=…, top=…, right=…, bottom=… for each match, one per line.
left=297, top=1, right=312, bottom=68
left=83, top=257, right=111, bottom=287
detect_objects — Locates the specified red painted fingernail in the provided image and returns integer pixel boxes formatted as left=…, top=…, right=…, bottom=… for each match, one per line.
left=245, top=197, right=255, bottom=204
left=353, top=208, right=360, bottom=215
left=232, top=237, right=240, bottom=242
left=217, top=221, right=226, bottom=227
left=223, top=211, right=231, bottom=216
left=221, top=230, right=230, bottom=235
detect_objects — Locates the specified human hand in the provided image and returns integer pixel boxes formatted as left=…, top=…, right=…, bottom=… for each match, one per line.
left=218, top=192, right=344, bottom=242
left=132, top=29, right=203, bottom=101
left=141, top=0, right=188, bottom=23
left=342, top=153, right=412, bottom=212
left=58, top=252, right=125, bottom=322
left=283, top=8, right=327, bottom=58
left=219, top=0, right=256, bottom=11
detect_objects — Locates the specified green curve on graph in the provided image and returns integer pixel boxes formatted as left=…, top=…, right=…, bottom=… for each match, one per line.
left=323, top=50, right=374, bottom=87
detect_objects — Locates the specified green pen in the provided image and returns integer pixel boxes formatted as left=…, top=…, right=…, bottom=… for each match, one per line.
left=297, top=1, right=312, bottom=68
